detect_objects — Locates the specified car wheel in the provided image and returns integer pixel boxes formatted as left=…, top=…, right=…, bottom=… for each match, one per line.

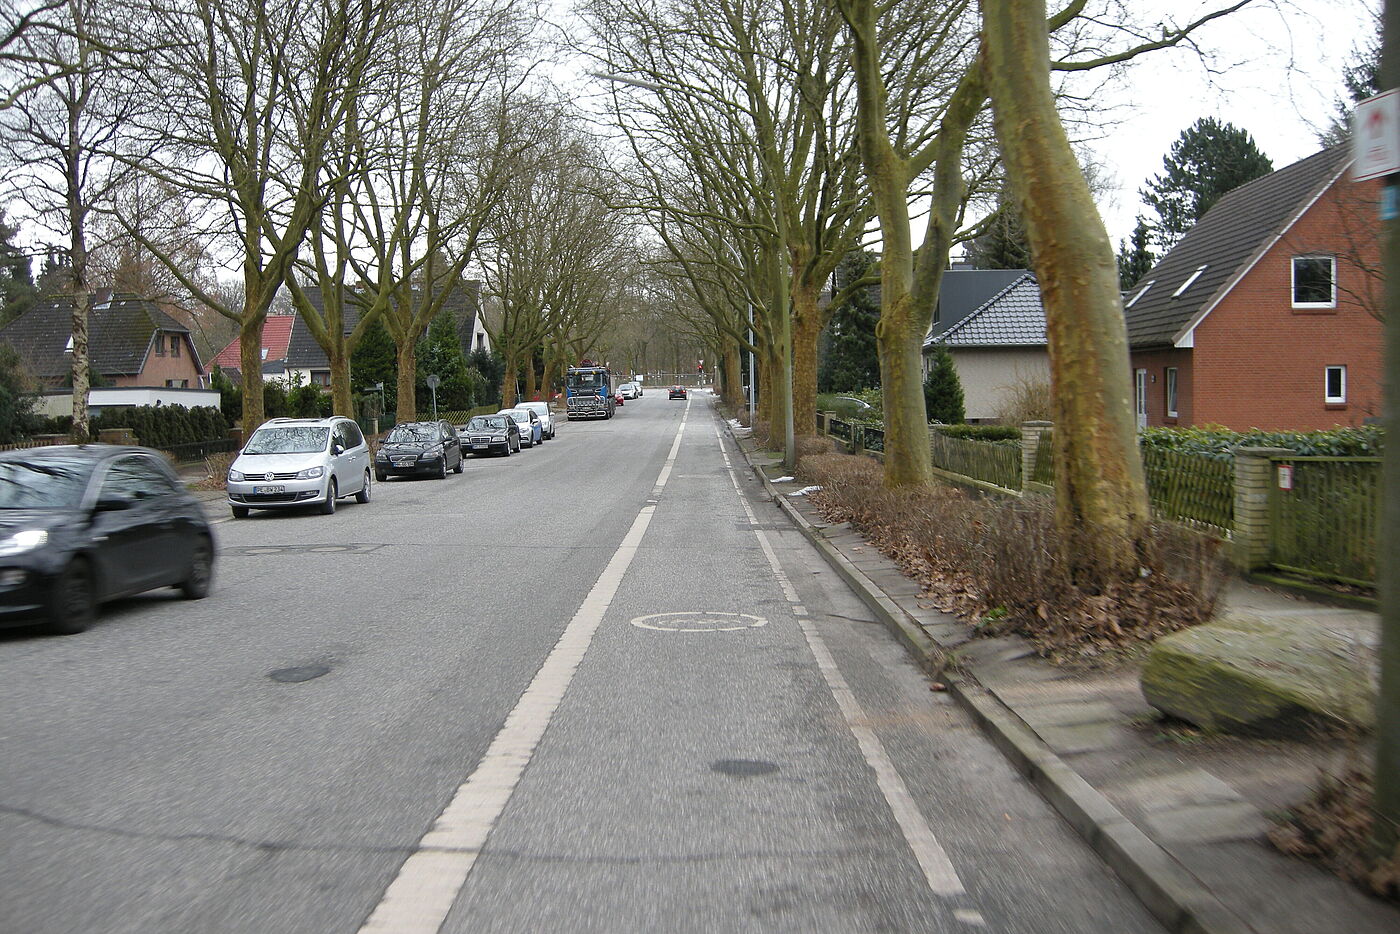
left=320, top=479, right=338, bottom=515
left=356, top=470, right=372, bottom=504
left=436, top=457, right=448, bottom=480
left=231, top=505, right=250, bottom=519
left=453, top=456, right=464, bottom=474
left=48, top=559, right=96, bottom=635
left=376, top=470, right=387, bottom=482
left=180, top=537, right=213, bottom=599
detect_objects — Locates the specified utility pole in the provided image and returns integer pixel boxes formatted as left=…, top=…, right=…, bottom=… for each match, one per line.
left=1373, top=0, right=1400, bottom=861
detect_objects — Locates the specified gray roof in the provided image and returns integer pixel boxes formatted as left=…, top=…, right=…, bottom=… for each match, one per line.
left=284, top=280, right=482, bottom=369
left=927, top=268, right=1030, bottom=342
left=0, top=291, right=198, bottom=379
left=926, top=273, right=1046, bottom=348
left=1123, top=146, right=1350, bottom=348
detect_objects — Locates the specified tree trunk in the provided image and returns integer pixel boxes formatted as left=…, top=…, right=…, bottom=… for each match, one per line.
left=722, top=334, right=744, bottom=410
left=500, top=353, right=517, bottom=408
left=524, top=352, right=537, bottom=400
left=239, top=312, right=266, bottom=431
left=982, top=0, right=1150, bottom=583
left=791, top=277, right=821, bottom=438
left=69, top=288, right=90, bottom=440
left=329, top=345, right=353, bottom=417
left=396, top=340, right=417, bottom=423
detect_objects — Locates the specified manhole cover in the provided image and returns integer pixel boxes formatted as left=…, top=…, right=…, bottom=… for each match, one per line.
left=630, top=612, right=767, bottom=632
left=712, top=759, right=779, bottom=778
left=268, top=665, right=331, bottom=683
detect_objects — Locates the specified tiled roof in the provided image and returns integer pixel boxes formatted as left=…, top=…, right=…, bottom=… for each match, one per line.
left=927, top=273, right=1046, bottom=347
left=1124, top=146, right=1350, bottom=348
left=927, top=268, right=1029, bottom=342
left=206, top=315, right=295, bottom=373
left=284, top=280, right=483, bottom=369
left=0, top=291, right=199, bottom=379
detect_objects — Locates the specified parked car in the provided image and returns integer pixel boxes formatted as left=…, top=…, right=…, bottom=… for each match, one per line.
left=619, top=382, right=640, bottom=400
left=514, top=401, right=556, bottom=439
left=459, top=414, right=520, bottom=456
left=0, top=445, right=215, bottom=634
left=228, top=416, right=371, bottom=517
left=376, top=420, right=463, bottom=481
left=669, top=385, right=687, bottom=399
left=499, top=408, right=542, bottom=447
left=614, top=391, right=625, bottom=406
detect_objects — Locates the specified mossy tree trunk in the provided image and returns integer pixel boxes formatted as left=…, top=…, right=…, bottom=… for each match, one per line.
left=981, top=0, right=1150, bottom=583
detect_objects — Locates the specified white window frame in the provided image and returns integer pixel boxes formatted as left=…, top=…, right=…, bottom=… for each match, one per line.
left=1134, top=369, right=1148, bottom=428
left=1172, top=266, right=1207, bottom=298
left=1125, top=280, right=1155, bottom=308
left=1324, top=365, right=1346, bottom=404
left=1165, top=367, right=1178, bottom=418
left=1292, top=255, right=1336, bottom=309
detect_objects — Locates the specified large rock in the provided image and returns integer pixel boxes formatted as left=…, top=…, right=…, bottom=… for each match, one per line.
left=1141, top=615, right=1375, bottom=737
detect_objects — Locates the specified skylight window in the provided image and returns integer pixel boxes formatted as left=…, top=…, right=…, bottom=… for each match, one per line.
left=64, top=336, right=73, bottom=352
left=1172, top=265, right=1207, bottom=297
left=1125, top=280, right=1155, bottom=308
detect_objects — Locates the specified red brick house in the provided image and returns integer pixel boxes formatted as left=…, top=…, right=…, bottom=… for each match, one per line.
left=1123, top=146, right=1381, bottom=430
left=205, top=314, right=296, bottom=382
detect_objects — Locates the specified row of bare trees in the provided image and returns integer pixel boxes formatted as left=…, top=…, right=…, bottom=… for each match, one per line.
left=0, top=0, right=642, bottom=430
left=578, top=0, right=1252, bottom=586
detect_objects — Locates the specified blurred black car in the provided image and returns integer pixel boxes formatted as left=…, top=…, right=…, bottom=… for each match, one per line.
left=375, top=420, right=464, bottom=480
left=459, top=414, right=521, bottom=456
left=0, top=445, right=215, bottom=635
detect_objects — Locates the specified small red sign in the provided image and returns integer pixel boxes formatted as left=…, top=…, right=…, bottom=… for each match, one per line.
left=1277, top=464, right=1294, bottom=491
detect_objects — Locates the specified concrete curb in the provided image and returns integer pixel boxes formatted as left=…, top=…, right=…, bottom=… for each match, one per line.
left=731, top=429, right=1255, bottom=934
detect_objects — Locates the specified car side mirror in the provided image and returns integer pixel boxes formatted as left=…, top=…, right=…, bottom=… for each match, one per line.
left=333, top=443, right=346, bottom=456
left=94, top=495, right=132, bottom=513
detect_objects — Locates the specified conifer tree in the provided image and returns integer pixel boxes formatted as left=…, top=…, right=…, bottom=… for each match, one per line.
left=1141, top=118, right=1273, bottom=249
left=922, top=343, right=964, bottom=424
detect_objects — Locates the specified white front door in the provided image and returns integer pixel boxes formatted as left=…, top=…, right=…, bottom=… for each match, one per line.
left=1134, top=369, right=1148, bottom=429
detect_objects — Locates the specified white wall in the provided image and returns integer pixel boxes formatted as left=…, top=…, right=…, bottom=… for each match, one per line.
left=938, top=347, right=1050, bottom=422
left=36, top=387, right=222, bottom=416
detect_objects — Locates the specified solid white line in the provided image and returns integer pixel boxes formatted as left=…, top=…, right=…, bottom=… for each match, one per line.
left=357, top=409, right=689, bottom=934
left=714, top=415, right=968, bottom=899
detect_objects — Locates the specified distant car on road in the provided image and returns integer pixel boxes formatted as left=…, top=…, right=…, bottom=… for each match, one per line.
left=376, top=420, right=463, bottom=481
left=619, top=382, right=640, bottom=400
left=513, top=402, right=556, bottom=440
left=459, top=415, right=520, bottom=456
left=669, top=385, right=687, bottom=399
left=499, top=408, right=542, bottom=447
left=0, top=445, right=214, bottom=634
left=228, top=416, right=371, bottom=517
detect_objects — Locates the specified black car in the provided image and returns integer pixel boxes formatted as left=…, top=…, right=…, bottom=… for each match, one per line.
left=0, top=445, right=215, bottom=635
left=459, top=414, right=521, bottom=456
left=375, top=420, right=464, bottom=480
left=669, top=385, right=687, bottom=399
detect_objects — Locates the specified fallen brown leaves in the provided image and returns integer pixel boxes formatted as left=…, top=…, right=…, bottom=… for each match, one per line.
left=1269, top=766, right=1400, bottom=902
left=795, top=451, right=1227, bottom=662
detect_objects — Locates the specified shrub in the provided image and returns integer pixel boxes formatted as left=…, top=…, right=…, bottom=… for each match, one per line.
left=1140, top=425, right=1383, bottom=460
left=934, top=424, right=1021, bottom=443
left=795, top=451, right=1227, bottom=660
left=90, top=404, right=229, bottom=449
left=923, top=344, right=964, bottom=424
left=995, top=373, right=1053, bottom=425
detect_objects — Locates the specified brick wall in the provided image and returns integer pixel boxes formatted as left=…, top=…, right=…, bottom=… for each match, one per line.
left=115, top=332, right=205, bottom=388
left=1189, top=178, right=1382, bottom=430
left=1128, top=347, right=1193, bottom=427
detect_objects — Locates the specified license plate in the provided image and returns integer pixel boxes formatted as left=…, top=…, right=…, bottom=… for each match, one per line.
left=472, top=444, right=489, bottom=449
left=393, top=457, right=415, bottom=466
left=254, top=485, right=284, bottom=494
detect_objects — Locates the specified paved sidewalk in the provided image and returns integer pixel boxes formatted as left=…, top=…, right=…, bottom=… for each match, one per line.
left=733, top=436, right=1398, bottom=934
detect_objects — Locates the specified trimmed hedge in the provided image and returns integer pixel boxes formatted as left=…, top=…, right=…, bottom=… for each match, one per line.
left=90, top=404, right=230, bottom=449
left=933, top=424, right=1021, bottom=442
left=1140, top=425, right=1383, bottom=461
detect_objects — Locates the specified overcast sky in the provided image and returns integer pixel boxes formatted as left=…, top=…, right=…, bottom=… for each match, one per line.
left=1083, top=0, right=1377, bottom=244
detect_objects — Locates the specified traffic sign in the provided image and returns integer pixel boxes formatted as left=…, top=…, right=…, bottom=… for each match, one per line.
left=1352, top=89, right=1400, bottom=181
left=425, top=374, right=440, bottom=388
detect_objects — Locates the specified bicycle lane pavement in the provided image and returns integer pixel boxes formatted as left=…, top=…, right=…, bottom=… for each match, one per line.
left=411, top=394, right=1164, bottom=933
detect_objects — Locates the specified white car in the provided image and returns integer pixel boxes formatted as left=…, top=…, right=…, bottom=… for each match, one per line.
left=514, top=401, right=556, bottom=439
left=227, top=417, right=372, bottom=517
left=618, top=382, right=640, bottom=400
left=498, top=407, right=541, bottom=446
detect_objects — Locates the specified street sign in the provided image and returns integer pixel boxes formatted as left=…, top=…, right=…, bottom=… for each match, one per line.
left=425, top=374, right=440, bottom=388
left=1352, top=89, right=1400, bottom=181
left=1277, top=464, right=1294, bottom=491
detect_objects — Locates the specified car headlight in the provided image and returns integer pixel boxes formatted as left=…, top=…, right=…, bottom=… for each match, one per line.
left=376, top=452, right=388, bottom=461
left=296, top=466, right=324, bottom=479
left=0, top=529, right=48, bottom=557
left=228, top=469, right=244, bottom=482
left=492, top=434, right=506, bottom=441
left=419, top=450, right=440, bottom=460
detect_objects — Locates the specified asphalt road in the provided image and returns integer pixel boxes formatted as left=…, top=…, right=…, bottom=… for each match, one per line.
left=0, top=393, right=1164, bottom=934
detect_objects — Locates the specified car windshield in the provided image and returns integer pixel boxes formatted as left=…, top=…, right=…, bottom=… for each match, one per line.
left=387, top=425, right=438, bottom=443
left=0, top=457, right=93, bottom=509
left=468, top=416, right=509, bottom=430
left=505, top=411, right=529, bottom=423
left=243, top=426, right=330, bottom=455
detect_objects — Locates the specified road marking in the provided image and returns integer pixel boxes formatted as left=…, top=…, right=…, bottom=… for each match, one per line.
left=630, top=611, right=767, bottom=632
left=357, top=407, right=690, bottom=934
left=713, top=416, right=970, bottom=900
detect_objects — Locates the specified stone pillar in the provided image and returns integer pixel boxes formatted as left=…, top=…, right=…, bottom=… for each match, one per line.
left=1231, top=446, right=1291, bottom=571
left=1020, top=421, right=1052, bottom=490
left=852, top=423, right=865, bottom=454
left=817, top=411, right=830, bottom=436
left=97, top=428, right=136, bottom=446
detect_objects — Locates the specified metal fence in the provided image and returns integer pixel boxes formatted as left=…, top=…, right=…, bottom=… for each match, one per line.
left=1268, top=456, right=1380, bottom=586
left=1142, top=447, right=1234, bottom=536
left=928, top=432, right=1021, bottom=491
left=829, top=417, right=852, bottom=444
left=862, top=425, right=885, bottom=453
